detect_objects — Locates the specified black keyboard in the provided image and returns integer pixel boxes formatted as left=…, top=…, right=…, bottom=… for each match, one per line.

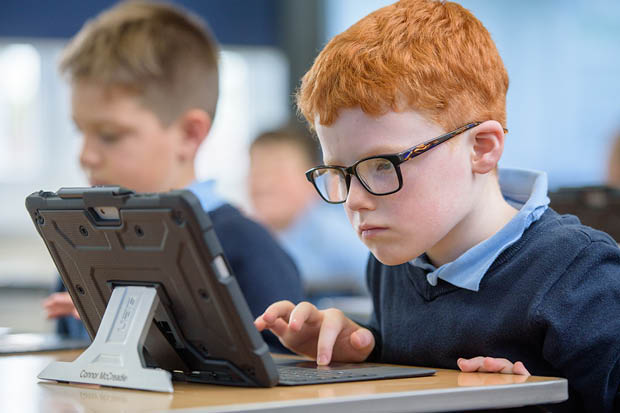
left=277, top=365, right=379, bottom=384
left=274, top=359, right=435, bottom=386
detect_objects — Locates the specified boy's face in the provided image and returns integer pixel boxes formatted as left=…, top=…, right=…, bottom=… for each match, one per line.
left=249, top=141, right=316, bottom=231
left=315, top=108, right=476, bottom=266
left=71, top=81, right=188, bottom=192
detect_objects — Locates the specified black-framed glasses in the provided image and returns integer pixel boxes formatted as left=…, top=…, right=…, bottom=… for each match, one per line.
left=305, top=121, right=507, bottom=204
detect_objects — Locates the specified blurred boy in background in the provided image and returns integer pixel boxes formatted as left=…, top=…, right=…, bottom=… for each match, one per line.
left=249, top=125, right=368, bottom=298
left=42, top=0, right=304, bottom=351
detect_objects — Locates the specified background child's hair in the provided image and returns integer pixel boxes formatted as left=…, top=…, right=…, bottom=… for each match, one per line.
left=297, top=0, right=508, bottom=132
left=251, top=124, right=321, bottom=165
left=59, top=0, right=219, bottom=125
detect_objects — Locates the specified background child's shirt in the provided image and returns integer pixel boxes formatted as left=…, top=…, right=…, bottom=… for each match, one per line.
left=277, top=200, right=368, bottom=296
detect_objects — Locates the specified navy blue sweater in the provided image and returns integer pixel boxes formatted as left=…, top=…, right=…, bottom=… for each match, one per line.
left=209, top=204, right=305, bottom=352
left=58, top=203, right=305, bottom=352
left=366, top=209, right=620, bottom=412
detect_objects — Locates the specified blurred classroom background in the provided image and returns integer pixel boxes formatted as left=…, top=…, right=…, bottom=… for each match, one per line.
left=0, top=0, right=619, bottom=334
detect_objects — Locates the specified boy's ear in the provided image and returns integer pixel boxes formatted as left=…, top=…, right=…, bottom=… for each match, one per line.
left=177, top=109, right=212, bottom=161
left=469, top=120, right=505, bottom=174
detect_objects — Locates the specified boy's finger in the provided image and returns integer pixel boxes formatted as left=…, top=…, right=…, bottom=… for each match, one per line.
left=350, top=328, right=374, bottom=351
left=512, top=361, right=530, bottom=376
left=255, top=315, right=290, bottom=337
left=254, top=317, right=267, bottom=331
left=44, top=303, right=75, bottom=319
left=458, top=357, right=528, bottom=375
left=315, top=310, right=345, bottom=365
left=288, top=301, right=319, bottom=331
left=261, top=300, right=296, bottom=324
left=482, top=357, right=513, bottom=373
left=457, top=356, right=484, bottom=372
left=267, top=318, right=290, bottom=338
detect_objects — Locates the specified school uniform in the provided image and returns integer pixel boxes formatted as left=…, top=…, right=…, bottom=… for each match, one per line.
left=366, top=169, right=620, bottom=412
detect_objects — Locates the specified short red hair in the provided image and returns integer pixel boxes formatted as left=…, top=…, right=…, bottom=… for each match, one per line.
left=297, top=0, right=509, bottom=132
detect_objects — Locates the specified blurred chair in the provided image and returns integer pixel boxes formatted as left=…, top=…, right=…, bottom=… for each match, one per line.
left=549, top=186, right=620, bottom=242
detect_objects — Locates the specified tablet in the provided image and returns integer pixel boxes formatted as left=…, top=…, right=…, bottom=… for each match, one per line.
left=26, top=187, right=434, bottom=391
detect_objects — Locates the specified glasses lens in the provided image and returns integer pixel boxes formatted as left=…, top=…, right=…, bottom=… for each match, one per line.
left=311, top=168, right=347, bottom=203
left=355, top=157, right=399, bottom=195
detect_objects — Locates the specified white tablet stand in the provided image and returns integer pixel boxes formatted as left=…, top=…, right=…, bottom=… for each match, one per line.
left=38, top=286, right=174, bottom=392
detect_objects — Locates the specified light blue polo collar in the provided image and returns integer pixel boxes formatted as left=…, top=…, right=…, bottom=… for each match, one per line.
left=186, top=179, right=227, bottom=212
left=410, top=168, right=550, bottom=291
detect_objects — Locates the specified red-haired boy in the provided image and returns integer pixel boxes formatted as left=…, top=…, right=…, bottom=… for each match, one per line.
left=255, top=1, right=620, bottom=411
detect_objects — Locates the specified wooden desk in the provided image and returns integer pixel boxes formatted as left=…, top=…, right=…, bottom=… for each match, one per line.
left=0, top=350, right=567, bottom=413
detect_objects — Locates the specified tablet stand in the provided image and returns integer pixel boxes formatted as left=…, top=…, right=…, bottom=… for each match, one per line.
left=38, top=286, right=174, bottom=392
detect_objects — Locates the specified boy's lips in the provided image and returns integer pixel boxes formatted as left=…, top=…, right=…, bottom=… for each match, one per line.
left=357, top=224, right=388, bottom=239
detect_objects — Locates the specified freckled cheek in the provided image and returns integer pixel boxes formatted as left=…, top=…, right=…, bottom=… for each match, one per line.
left=392, top=168, right=460, bottom=231
left=390, top=192, right=438, bottom=236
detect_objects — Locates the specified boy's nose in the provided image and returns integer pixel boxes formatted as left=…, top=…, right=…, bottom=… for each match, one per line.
left=79, top=137, right=102, bottom=168
left=345, top=176, right=374, bottom=211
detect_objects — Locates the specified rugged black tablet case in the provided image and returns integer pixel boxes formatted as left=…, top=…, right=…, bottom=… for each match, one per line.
left=26, top=186, right=279, bottom=387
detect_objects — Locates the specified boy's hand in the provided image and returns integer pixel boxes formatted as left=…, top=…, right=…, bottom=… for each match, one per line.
left=457, top=356, right=530, bottom=375
left=42, top=292, right=80, bottom=320
left=254, top=300, right=375, bottom=365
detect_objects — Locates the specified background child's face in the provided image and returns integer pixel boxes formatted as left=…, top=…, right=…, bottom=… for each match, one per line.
left=71, top=81, right=187, bottom=193
left=315, top=108, right=477, bottom=265
left=249, top=141, right=317, bottom=231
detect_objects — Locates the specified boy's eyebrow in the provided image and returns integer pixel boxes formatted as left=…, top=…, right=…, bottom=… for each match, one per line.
left=322, top=143, right=419, bottom=166
left=71, top=116, right=134, bottom=133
